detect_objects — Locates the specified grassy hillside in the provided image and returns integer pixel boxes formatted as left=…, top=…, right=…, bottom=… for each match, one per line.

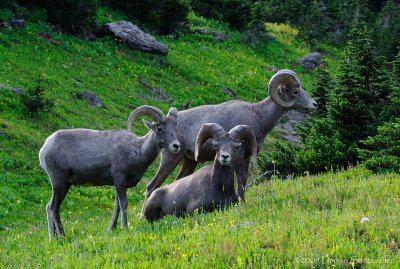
left=1, top=7, right=399, bottom=268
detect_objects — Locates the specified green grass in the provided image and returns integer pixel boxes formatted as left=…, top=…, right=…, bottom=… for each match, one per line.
left=1, top=168, right=399, bottom=268
left=2, top=7, right=398, bottom=268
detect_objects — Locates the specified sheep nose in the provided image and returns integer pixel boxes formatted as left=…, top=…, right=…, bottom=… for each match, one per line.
left=221, top=154, right=230, bottom=160
left=170, top=141, right=180, bottom=153
left=173, top=143, right=180, bottom=150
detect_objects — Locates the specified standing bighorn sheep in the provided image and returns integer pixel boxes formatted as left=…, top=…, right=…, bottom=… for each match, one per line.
left=39, top=105, right=180, bottom=239
left=145, top=70, right=317, bottom=201
left=142, top=123, right=257, bottom=221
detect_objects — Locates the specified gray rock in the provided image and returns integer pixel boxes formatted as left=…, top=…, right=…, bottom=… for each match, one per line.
left=267, top=66, right=279, bottom=73
left=0, top=19, right=24, bottom=29
left=8, top=87, right=23, bottom=95
left=0, top=84, right=23, bottom=95
left=138, top=76, right=174, bottom=103
left=99, top=21, right=168, bottom=55
left=298, top=52, right=322, bottom=70
left=277, top=110, right=310, bottom=143
left=194, top=28, right=228, bottom=42
left=222, top=88, right=236, bottom=97
left=77, top=91, right=104, bottom=107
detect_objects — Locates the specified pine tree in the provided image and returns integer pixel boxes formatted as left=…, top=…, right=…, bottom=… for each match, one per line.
left=327, top=24, right=386, bottom=149
left=311, top=65, right=335, bottom=117
left=380, top=52, right=400, bottom=122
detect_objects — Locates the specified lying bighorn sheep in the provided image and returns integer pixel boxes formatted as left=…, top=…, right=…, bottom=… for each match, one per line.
left=145, top=70, right=317, bottom=201
left=142, top=123, right=257, bottom=221
left=39, top=105, right=180, bottom=239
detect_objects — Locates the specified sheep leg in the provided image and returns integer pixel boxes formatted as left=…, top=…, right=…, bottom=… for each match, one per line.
left=114, top=177, right=128, bottom=229
left=146, top=148, right=185, bottom=197
left=108, top=192, right=120, bottom=231
left=47, top=182, right=70, bottom=239
left=235, top=157, right=250, bottom=203
left=175, top=156, right=197, bottom=180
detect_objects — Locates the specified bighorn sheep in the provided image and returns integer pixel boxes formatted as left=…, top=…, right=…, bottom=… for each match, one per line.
left=39, top=105, right=180, bottom=239
left=145, top=70, right=317, bottom=201
left=142, top=123, right=257, bottom=221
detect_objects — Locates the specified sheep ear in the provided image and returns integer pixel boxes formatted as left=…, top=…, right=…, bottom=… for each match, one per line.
left=143, top=119, right=154, bottom=129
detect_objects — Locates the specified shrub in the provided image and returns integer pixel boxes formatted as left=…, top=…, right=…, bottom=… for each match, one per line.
left=20, top=73, right=53, bottom=116
left=257, top=141, right=300, bottom=178
left=45, top=0, right=98, bottom=35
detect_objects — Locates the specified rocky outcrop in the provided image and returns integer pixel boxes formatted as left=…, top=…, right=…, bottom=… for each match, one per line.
left=277, top=110, right=310, bottom=143
left=98, top=21, right=168, bottom=55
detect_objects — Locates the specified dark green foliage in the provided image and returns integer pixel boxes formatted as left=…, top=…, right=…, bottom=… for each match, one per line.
left=380, top=52, right=400, bottom=122
left=0, top=0, right=17, bottom=9
left=45, top=0, right=98, bottom=35
left=358, top=118, right=400, bottom=173
left=257, top=141, right=300, bottom=177
left=311, top=65, right=335, bottom=117
left=192, top=0, right=254, bottom=28
left=294, top=25, right=389, bottom=173
left=220, top=0, right=253, bottom=29
left=295, top=119, right=349, bottom=174
left=20, top=73, right=53, bottom=116
left=112, top=0, right=190, bottom=34
left=373, top=0, right=400, bottom=59
left=191, top=0, right=223, bottom=20
left=327, top=24, right=387, bottom=146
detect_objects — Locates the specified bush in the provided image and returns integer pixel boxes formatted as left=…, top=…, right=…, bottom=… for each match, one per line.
left=20, top=73, right=53, bottom=116
left=45, top=0, right=98, bottom=35
left=257, top=141, right=300, bottom=178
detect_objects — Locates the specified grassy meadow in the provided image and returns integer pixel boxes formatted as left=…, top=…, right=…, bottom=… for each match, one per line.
left=0, top=8, right=399, bottom=268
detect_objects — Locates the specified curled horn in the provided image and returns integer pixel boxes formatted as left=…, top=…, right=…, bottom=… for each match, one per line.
left=195, top=123, right=226, bottom=161
left=127, top=105, right=165, bottom=131
left=268, top=69, right=300, bottom=107
left=166, top=107, right=178, bottom=122
left=228, top=125, right=258, bottom=165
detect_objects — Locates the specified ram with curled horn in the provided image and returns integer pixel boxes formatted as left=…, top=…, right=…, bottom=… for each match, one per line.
left=142, top=123, right=257, bottom=221
left=144, top=69, right=317, bottom=201
left=39, top=105, right=181, bottom=239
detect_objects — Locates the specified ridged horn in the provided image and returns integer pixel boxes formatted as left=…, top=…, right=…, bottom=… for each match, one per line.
left=166, top=107, right=178, bottom=122
left=195, top=123, right=226, bottom=161
left=268, top=69, right=300, bottom=107
left=127, top=105, right=165, bottom=131
left=228, top=125, right=258, bottom=164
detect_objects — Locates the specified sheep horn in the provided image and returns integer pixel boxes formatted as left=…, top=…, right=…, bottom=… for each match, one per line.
left=228, top=125, right=258, bottom=164
left=127, top=105, right=165, bottom=131
left=166, top=107, right=178, bottom=122
left=268, top=69, right=300, bottom=108
left=195, top=123, right=226, bottom=161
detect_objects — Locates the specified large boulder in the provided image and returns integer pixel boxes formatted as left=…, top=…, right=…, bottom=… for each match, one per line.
left=98, top=21, right=168, bottom=55
left=298, top=52, right=322, bottom=70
